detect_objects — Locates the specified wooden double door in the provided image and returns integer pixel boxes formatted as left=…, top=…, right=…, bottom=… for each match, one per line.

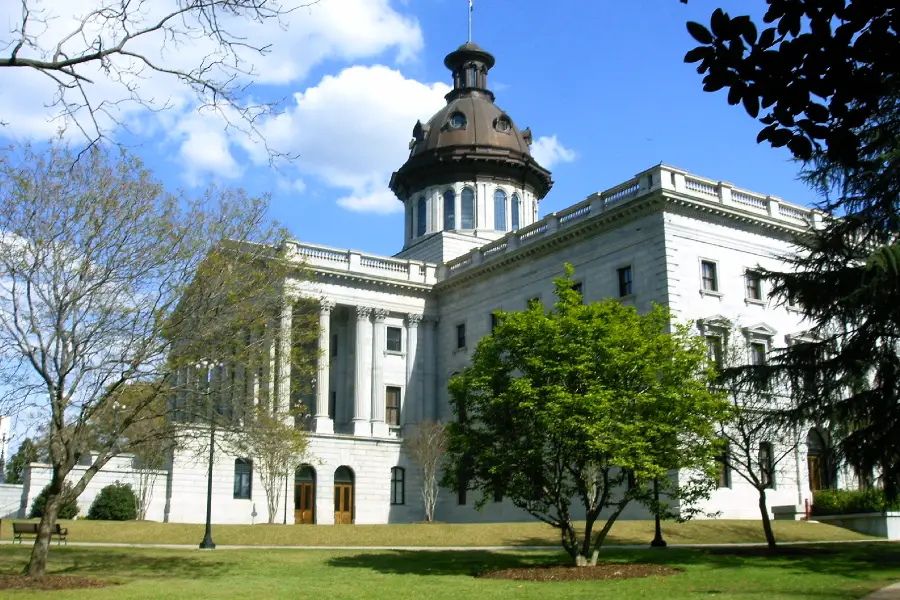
left=334, top=484, right=353, bottom=524
left=294, top=482, right=315, bottom=524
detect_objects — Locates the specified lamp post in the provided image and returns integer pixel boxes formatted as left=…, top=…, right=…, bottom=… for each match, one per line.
left=650, top=478, right=667, bottom=548
left=198, top=361, right=216, bottom=550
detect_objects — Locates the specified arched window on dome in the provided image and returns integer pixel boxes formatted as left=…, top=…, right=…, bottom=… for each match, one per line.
left=461, top=187, right=475, bottom=229
left=493, top=189, right=507, bottom=231
left=416, top=196, right=427, bottom=237
left=443, top=189, right=456, bottom=230
left=511, top=193, right=521, bottom=230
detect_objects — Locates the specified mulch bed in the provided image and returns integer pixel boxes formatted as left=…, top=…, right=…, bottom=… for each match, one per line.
left=0, top=574, right=115, bottom=590
left=480, top=562, right=680, bottom=582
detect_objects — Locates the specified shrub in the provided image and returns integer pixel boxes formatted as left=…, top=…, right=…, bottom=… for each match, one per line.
left=29, top=482, right=80, bottom=519
left=88, top=482, right=138, bottom=521
left=811, top=488, right=900, bottom=516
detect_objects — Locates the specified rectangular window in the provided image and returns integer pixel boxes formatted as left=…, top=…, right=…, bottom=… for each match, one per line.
left=717, top=445, right=731, bottom=488
left=706, top=336, right=723, bottom=368
left=617, top=266, right=633, bottom=297
left=329, top=391, right=336, bottom=420
left=759, top=442, right=774, bottom=489
left=233, top=458, right=252, bottom=499
left=527, top=296, right=541, bottom=309
left=331, top=334, right=338, bottom=357
left=458, top=471, right=468, bottom=505
left=745, top=270, right=763, bottom=300
left=750, top=342, right=767, bottom=366
left=490, top=312, right=499, bottom=333
left=386, top=326, right=402, bottom=352
left=456, top=323, right=466, bottom=349
left=390, top=467, right=405, bottom=505
left=493, top=487, right=504, bottom=503
left=386, top=386, right=401, bottom=426
left=572, top=281, right=583, bottom=301
left=625, top=468, right=636, bottom=491
left=701, top=260, right=718, bottom=292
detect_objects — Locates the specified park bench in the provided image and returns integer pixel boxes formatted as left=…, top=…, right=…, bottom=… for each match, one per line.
left=12, top=522, right=68, bottom=545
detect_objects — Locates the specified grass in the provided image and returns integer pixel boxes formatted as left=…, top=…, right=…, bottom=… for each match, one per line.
left=1, top=542, right=899, bottom=599
left=0, top=518, right=874, bottom=547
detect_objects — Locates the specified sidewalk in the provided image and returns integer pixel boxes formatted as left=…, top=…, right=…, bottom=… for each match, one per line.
left=0, top=538, right=891, bottom=551
left=864, top=582, right=900, bottom=600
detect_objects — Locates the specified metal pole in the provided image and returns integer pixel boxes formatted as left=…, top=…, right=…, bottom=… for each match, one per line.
left=199, top=419, right=216, bottom=549
left=650, top=478, right=667, bottom=548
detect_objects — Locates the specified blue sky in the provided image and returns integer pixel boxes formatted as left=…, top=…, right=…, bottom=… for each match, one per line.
left=0, top=0, right=810, bottom=258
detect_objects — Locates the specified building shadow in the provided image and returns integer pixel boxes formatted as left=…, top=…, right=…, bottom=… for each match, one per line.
left=327, top=550, right=564, bottom=577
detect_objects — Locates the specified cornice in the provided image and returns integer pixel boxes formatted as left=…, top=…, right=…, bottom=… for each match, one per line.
left=304, top=265, right=434, bottom=294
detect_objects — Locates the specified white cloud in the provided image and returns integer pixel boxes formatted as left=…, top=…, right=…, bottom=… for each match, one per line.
left=531, top=135, right=577, bottom=169
left=0, top=0, right=423, bottom=142
left=242, top=65, right=450, bottom=213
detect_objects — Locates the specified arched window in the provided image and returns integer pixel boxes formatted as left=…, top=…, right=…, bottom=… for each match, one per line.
left=461, top=187, right=475, bottom=229
left=493, top=189, right=507, bottom=231
left=443, top=189, right=456, bottom=230
left=233, top=458, right=252, bottom=499
left=511, top=193, right=521, bottom=230
left=416, top=196, right=426, bottom=237
left=390, top=467, right=405, bottom=505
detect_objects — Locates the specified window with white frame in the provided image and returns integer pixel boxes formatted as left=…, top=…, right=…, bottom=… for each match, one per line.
left=701, top=260, right=718, bottom=292
left=386, top=326, right=402, bottom=352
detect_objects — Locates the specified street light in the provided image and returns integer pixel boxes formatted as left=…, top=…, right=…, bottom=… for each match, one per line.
left=650, top=478, right=667, bottom=548
left=198, top=360, right=217, bottom=550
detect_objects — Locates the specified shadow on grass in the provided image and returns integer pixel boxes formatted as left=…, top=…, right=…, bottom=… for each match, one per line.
left=326, top=543, right=900, bottom=580
left=0, top=548, right=230, bottom=580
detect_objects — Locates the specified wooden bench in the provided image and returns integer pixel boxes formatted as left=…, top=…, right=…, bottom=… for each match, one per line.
left=12, top=522, right=68, bottom=545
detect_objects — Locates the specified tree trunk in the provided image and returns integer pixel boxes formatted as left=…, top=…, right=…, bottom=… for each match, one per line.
left=589, top=500, right=630, bottom=559
left=26, top=494, right=62, bottom=577
left=757, top=488, right=777, bottom=548
left=577, top=512, right=599, bottom=566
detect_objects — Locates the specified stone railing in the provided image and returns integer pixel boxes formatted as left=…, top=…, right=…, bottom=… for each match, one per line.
left=288, top=241, right=437, bottom=285
left=438, top=164, right=820, bottom=281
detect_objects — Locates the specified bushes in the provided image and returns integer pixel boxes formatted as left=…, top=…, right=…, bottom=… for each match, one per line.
left=88, top=482, right=137, bottom=521
left=29, top=483, right=80, bottom=519
left=812, top=488, right=900, bottom=516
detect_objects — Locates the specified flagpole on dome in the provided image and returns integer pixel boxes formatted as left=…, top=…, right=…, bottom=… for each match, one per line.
left=468, top=0, right=473, bottom=42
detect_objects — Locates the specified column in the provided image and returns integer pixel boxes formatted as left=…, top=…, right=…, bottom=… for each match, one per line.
left=352, top=306, right=373, bottom=436
left=313, top=300, right=334, bottom=434
left=276, top=301, right=292, bottom=419
left=422, top=317, right=438, bottom=420
left=405, top=314, right=422, bottom=425
left=370, top=308, right=389, bottom=437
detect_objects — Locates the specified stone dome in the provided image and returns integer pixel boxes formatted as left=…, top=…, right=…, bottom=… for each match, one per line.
left=389, top=42, right=552, bottom=200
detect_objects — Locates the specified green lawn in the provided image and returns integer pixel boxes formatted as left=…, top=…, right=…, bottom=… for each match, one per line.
left=0, top=518, right=874, bottom=547
left=1, top=543, right=899, bottom=599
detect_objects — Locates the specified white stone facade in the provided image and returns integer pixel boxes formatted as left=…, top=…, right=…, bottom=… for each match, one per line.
left=12, top=164, right=850, bottom=527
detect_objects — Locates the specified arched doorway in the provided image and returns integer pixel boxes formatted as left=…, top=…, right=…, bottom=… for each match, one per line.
left=294, top=465, right=316, bottom=524
left=807, top=429, right=834, bottom=491
left=334, top=466, right=354, bottom=524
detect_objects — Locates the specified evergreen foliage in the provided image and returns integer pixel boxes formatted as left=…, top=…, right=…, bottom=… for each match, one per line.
left=29, top=483, right=79, bottom=520
left=87, top=482, right=138, bottom=521
left=683, top=1, right=900, bottom=500
left=443, top=265, right=730, bottom=565
left=812, top=488, right=900, bottom=516
left=5, top=438, right=41, bottom=485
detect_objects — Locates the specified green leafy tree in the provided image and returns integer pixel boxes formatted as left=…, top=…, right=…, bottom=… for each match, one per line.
left=87, top=482, right=138, bottom=521
left=5, top=438, right=42, bottom=485
left=681, top=1, right=900, bottom=498
left=29, top=483, right=79, bottom=520
left=443, top=265, right=730, bottom=566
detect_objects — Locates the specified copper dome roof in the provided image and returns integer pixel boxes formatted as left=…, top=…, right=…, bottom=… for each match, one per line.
left=390, top=42, right=553, bottom=200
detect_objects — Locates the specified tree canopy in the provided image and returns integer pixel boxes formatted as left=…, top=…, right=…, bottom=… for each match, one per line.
left=443, top=266, right=730, bottom=565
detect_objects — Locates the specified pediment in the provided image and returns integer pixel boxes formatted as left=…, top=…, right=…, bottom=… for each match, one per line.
left=742, top=322, right=778, bottom=338
left=696, top=314, right=732, bottom=333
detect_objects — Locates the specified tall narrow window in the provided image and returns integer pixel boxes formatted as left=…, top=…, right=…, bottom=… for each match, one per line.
left=493, top=189, right=507, bottom=231
left=717, top=444, right=731, bottom=488
left=456, top=323, right=466, bottom=349
left=329, top=391, right=336, bottom=419
left=701, top=260, right=718, bottom=292
left=386, top=327, right=402, bottom=352
left=745, top=270, right=763, bottom=300
left=461, top=187, right=475, bottom=229
left=617, top=266, right=633, bottom=297
left=416, top=196, right=427, bottom=237
left=468, top=66, right=478, bottom=87
left=443, top=189, right=456, bottom=230
left=706, top=336, right=723, bottom=368
left=386, top=386, right=401, bottom=426
left=759, top=442, right=774, bottom=489
left=750, top=342, right=767, bottom=366
left=511, top=193, right=521, bottom=230
left=233, top=458, right=252, bottom=499
left=390, top=467, right=405, bottom=505
left=490, top=312, right=499, bottom=333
